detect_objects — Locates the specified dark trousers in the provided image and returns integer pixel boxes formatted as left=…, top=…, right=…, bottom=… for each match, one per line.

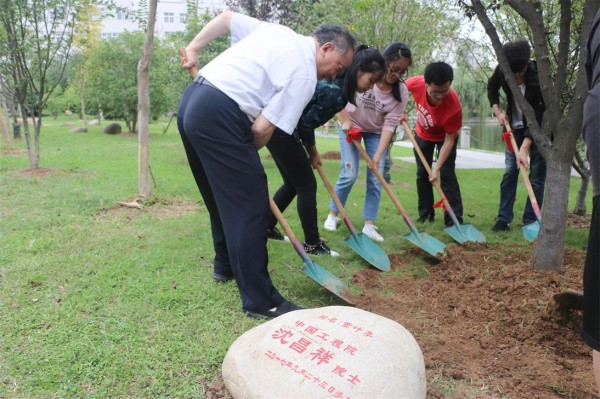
left=266, top=130, right=320, bottom=245
left=497, top=128, right=546, bottom=224
left=177, top=81, right=283, bottom=313
left=414, top=135, right=463, bottom=225
left=583, top=194, right=600, bottom=351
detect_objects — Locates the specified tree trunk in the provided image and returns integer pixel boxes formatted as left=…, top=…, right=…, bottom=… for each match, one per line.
left=80, top=72, right=87, bottom=128
left=0, top=103, right=10, bottom=149
left=137, top=0, right=157, bottom=198
left=19, top=103, right=38, bottom=168
left=531, top=160, right=572, bottom=272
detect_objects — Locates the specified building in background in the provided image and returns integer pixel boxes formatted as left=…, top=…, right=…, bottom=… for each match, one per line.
left=100, top=0, right=224, bottom=39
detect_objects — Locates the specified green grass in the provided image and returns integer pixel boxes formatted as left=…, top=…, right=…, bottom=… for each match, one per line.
left=0, top=116, right=591, bottom=398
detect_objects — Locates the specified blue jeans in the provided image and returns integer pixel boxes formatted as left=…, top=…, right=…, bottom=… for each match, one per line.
left=329, top=126, right=386, bottom=221
left=497, top=128, right=546, bottom=224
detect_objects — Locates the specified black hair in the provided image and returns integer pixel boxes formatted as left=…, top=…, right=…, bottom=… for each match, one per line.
left=342, top=45, right=385, bottom=105
left=312, top=24, right=356, bottom=54
left=382, top=42, right=413, bottom=102
left=424, top=61, right=454, bottom=85
left=502, top=39, right=531, bottom=73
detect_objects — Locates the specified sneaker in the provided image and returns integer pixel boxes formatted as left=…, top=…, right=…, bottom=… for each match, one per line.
left=303, top=240, right=340, bottom=257
left=267, top=227, right=290, bottom=242
left=492, top=220, right=510, bottom=232
left=362, top=224, right=384, bottom=242
left=323, top=214, right=341, bottom=231
left=417, top=214, right=434, bottom=224
left=245, top=300, right=304, bottom=319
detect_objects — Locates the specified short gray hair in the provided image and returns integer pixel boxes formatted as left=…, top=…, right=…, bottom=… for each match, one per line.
left=312, top=24, right=356, bottom=54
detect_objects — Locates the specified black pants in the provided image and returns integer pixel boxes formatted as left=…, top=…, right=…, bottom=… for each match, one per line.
left=266, top=130, right=320, bottom=245
left=583, top=194, right=599, bottom=351
left=414, top=135, right=463, bottom=225
left=177, top=81, right=284, bottom=313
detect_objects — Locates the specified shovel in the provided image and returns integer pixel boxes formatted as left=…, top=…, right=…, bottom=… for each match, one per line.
left=315, top=162, right=390, bottom=271
left=504, top=121, right=542, bottom=241
left=349, top=134, right=446, bottom=257
left=401, top=121, right=486, bottom=244
left=269, top=198, right=355, bottom=304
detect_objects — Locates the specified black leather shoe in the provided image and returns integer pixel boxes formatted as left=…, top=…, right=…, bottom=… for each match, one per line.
left=553, top=290, right=584, bottom=310
left=245, top=300, right=304, bottom=319
left=212, top=271, right=234, bottom=283
left=445, top=218, right=463, bottom=227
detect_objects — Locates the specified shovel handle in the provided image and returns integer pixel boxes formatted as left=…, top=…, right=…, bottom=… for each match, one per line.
left=315, top=163, right=359, bottom=235
left=269, top=197, right=311, bottom=261
left=179, top=48, right=199, bottom=79
left=401, top=121, right=460, bottom=225
left=503, top=120, right=542, bottom=221
left=350, top=138, right=420, bottom=231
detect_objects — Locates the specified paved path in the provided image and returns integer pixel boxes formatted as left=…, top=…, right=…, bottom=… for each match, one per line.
left=393, top=141, right=505, bottom=169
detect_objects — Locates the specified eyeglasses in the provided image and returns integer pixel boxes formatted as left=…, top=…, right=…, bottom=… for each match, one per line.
left=426, top=85, right=450, bottom=98
left=387, top=63, right=408, bottom=78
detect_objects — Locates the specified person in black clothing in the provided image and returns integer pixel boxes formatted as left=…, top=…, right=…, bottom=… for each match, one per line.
left=582, top=9, right=600, bottom=392
left=487, top=39, right=547, bottom=232
left=266, top=46, right=386, bottom=256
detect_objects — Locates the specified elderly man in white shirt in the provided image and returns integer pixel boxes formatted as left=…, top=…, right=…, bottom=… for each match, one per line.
left=178, top=11, right=355, bottom=319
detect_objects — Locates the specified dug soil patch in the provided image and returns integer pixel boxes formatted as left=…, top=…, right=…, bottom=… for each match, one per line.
left=352, top=243, right=597, bottom=398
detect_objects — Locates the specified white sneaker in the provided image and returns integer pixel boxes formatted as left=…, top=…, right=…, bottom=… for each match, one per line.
left=362, top=224, right=384, bottom=242
left=323, top=214, right=341, bottom=231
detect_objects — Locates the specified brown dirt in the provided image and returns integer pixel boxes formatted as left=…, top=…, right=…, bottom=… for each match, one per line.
left=351, top=243, right=597, bottom=398
left=321, top=151, right=341, bottom=160
left=209, top=242, right=596, bottom=398
left=567, top=213, right=591, bottom=230
left=94, top=198, right=202, bottom=221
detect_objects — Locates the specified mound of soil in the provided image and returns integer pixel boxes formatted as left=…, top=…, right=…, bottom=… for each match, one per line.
left=208, top=243, right=596, bottom=398
left=352, top=243, right=597, bottom=398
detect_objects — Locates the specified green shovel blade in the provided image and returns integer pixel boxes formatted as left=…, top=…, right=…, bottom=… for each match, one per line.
left=404, top=231, right=447, bottom=257
left=444, top=223, right=486, bottom=244
left=344, top=233, right=390, bottom=271
left=302, top=259, right=355, bottom=304
left=522, top=220, right=540, bottom=242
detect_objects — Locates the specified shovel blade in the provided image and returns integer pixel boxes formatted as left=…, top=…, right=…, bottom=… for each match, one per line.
left=344, top=233, right=390, bottom=271
left=302, top=259, right=355, bottom=304
left=404, top=231, right=447, bottom=257
left=522, top=220, right=540, bottom=241
left=444, top=223, right=486, bottom=244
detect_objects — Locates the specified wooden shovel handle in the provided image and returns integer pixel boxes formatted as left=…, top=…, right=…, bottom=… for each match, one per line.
left=400, top=121, right=451, bottom=210
left=178, top=48, right=199, bottom=79
left=350, top=138, right=408, bottom=216
left=503, top=120, right=541, bottom=218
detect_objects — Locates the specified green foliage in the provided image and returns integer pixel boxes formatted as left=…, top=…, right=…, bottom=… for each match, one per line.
left=84, top=32, right=172, bottom=131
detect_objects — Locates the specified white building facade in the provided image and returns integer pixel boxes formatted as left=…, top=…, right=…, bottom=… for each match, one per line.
left=100, top=0, right=224, bottom=39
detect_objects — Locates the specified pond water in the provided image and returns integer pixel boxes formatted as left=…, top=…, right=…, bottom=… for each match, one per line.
left=461, top=117, right=506, bottom=153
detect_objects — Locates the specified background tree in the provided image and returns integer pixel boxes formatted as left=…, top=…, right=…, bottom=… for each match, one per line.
left=85, top=32, right=169, bottom=132
left=72, top=4, right=102, bottom=127
left=137, top=0, right=158, bottom=199
left=0, top=0, right=91, bottom=168
left=462, top=0, right=600, bottom=271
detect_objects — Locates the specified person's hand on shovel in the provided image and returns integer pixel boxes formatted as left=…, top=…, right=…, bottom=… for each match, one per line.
left=517, top=137, right=532, bottom=170
left=429, top=166, right=440, bottom=183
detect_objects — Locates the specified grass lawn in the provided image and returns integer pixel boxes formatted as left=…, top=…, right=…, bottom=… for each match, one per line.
left=0, top=116, right=591, bottom=398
